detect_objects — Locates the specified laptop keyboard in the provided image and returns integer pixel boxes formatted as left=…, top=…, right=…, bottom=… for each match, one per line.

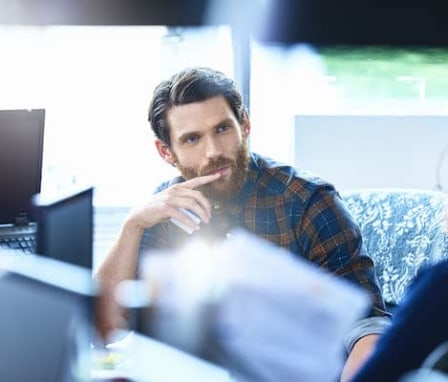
left=0, top=225, right=36, bottom=254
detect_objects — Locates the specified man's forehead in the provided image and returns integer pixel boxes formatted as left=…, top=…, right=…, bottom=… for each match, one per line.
left=167, top=96, right=235, bottom=132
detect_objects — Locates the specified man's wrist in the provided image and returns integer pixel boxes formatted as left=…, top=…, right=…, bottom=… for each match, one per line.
left=124, top=209, right=148, bottom=232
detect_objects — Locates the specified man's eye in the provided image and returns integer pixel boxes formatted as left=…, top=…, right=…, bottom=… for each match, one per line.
left=217, top=124, right=231, bottom=133
left=184, top=135, right=199, bottom=144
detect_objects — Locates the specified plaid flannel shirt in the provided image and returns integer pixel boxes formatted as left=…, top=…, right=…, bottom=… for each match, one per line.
left=140, top=152, right=390, bottom=348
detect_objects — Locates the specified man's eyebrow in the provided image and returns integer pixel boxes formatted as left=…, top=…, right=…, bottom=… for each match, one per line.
left=217, top=118, right=235, bottom=127
left=209, top=118, right=235, bottom=131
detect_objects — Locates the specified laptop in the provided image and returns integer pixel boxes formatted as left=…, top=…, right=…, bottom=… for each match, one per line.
left=33, top=186, right=94, bottom=270
left=0, top=109, right=45, bottom=252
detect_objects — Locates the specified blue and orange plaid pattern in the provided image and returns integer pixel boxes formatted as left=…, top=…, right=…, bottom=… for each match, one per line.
left=141, top=152, right=388, bottom=318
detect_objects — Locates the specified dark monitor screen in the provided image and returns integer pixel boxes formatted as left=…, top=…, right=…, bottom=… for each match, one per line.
left=0, top=109, right=45, bottom=225
left=34, top=187, right=94, bottom=270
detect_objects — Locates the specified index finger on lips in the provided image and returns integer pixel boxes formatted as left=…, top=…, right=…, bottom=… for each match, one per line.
left=184, top=173, right=221, bottom=189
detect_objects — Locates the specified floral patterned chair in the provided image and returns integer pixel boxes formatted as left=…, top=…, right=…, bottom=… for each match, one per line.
left=341, top=188, right=448, bottom=309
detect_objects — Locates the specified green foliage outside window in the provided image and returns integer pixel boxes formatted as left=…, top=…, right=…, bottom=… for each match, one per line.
left=318, top=46, right=448, bottom=101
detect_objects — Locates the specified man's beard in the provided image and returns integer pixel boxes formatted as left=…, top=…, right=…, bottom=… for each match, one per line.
left=175, top=142, right=249, bottom=202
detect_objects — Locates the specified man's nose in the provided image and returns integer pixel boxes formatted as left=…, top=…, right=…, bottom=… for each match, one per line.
left=204, top=137, right=222, bottom=159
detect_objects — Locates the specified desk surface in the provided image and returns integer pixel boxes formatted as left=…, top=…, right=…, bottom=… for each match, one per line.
left=92, top=331, right=232, bottom=382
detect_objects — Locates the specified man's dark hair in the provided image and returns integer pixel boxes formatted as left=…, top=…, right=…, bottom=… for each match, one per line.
left=148, top=67, right=246, bottom=147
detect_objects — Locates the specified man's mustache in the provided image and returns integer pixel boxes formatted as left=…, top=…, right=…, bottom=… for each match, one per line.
left=201, top=157, right=234, bottom=175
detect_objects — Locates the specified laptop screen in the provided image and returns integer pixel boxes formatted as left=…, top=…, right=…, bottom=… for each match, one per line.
left=0, top=109, right=45, bottom=225
left=33, top=187, right=94, bottom=270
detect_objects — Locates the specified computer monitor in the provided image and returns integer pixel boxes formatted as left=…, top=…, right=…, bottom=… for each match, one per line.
left=33, top=187, right=94, bottom=270
left=0, top=109, right=45, bottom=226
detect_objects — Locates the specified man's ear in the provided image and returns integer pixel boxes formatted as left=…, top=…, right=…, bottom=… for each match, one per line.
left=155, top=139, right=176, bottom=166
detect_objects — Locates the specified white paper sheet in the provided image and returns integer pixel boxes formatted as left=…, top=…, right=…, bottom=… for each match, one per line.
left=140, top=229, right=370, bottom=382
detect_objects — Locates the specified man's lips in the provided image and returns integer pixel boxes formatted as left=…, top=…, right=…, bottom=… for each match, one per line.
left=207, top=166, right=229, bottom=176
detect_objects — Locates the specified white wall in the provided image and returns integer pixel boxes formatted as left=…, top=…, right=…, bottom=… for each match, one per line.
left=294, top=115, right=448, bottom=192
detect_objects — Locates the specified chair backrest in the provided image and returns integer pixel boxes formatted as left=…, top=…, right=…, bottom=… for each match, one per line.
left=341, top=188, right=448, bottom=307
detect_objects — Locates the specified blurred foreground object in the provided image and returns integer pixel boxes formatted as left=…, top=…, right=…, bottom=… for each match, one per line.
left=1, top=0, right=448, bottom=47
left=135, top=229, right=370, bottom=382
left=91, top=331, right=232, bottom=381
left=0, top=251, right=95, bottom=382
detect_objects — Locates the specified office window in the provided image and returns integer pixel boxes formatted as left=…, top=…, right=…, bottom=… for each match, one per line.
left=251, top=44, right=448, bottom=116
left=317, top=46, right=448, bottom=115
left=250, top=43, right=448, bottom=190
left=0, top=25, right=234, bottom=206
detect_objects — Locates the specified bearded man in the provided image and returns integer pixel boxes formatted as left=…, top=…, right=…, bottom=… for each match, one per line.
left=96, top=67, right=390, bottom=382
